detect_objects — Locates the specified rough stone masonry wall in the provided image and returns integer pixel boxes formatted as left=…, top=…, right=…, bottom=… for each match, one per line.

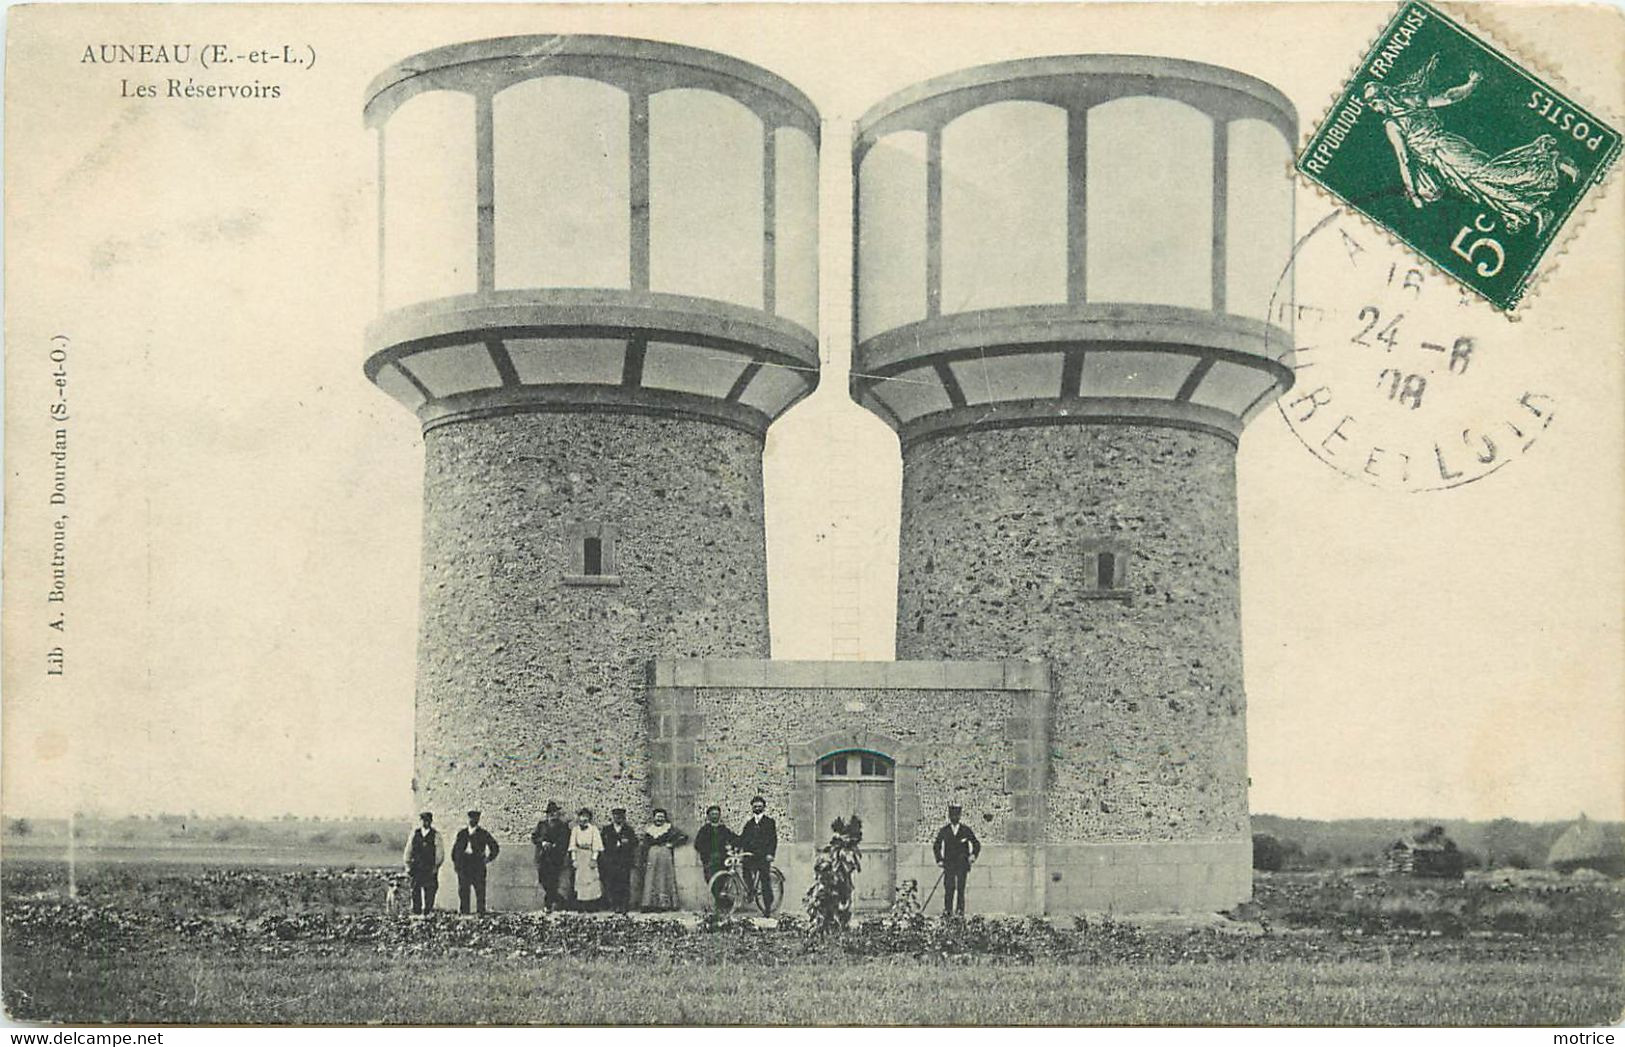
left=701, top=684, right=1011, bottom=842
left=646, top=662, right=1052, bottom=841
left=413, top=411, right=770, bottom=847
left=895, top=424, right=1249, bottom=846
left=645, top=659, right=1053, bottom=914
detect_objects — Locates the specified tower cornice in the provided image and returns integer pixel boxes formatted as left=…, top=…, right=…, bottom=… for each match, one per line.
left=365, top=34, right=819, bottom=139
left=855, top=53, right=1295, bottom=155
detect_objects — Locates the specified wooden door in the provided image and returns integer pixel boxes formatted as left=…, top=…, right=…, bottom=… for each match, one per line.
left=814, top=751, right=895, bottom=910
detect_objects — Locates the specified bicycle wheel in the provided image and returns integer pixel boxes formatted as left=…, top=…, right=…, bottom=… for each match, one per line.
left=760, top=867, right=787, bottom=915
left=708, top=870, right=744, bottom=914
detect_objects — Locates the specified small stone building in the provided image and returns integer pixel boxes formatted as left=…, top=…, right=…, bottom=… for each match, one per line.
left=364, top=38, right=1296, bottom=914
left=1382, top=826, right=1467, bottom=879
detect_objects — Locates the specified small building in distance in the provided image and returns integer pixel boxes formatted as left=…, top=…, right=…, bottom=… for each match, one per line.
left=1547, top=814, right=1625, bottom=878
left=1382, top=825, right=1466, bottom=879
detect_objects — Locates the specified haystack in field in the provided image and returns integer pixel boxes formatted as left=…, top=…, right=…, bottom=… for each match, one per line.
left=1547, top=815, right=1624, bottom=877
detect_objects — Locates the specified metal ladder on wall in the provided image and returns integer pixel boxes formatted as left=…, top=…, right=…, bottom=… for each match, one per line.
left=825, top=412, right=864, bottom=661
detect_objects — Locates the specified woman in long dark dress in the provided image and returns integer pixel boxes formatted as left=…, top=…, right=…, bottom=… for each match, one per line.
left=639, top=808, right=687, bottom=911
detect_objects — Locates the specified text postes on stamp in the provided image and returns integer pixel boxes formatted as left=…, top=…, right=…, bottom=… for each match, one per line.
left=1297, top=1, right=1621, bottom=311
left=1269, top=208, right=1556, bottom=493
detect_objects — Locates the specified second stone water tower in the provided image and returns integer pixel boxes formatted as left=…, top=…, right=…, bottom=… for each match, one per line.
left=851, top=56, right=1297, bottom=908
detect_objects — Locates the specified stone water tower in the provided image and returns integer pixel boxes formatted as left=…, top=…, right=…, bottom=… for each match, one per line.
left=851, top=56, right=1297, bottom=909
left=363, top=37, right=820, bottom=896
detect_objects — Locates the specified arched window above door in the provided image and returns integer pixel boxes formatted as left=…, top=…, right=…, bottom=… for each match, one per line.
left=789, top=731, right=922, bottom=861
left=817, top=750, right=895, bottom=779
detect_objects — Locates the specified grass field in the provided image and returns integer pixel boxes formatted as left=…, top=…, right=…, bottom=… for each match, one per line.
left=3, top=862, right=1621, bottom=1026
left=8, top=947, right=1620, bottom=1025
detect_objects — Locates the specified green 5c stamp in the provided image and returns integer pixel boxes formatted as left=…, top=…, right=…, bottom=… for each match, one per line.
left=1297, top=1, right=1621, bottom=311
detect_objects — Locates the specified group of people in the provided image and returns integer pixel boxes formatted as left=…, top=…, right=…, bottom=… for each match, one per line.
left=403, top=796, right=983, bottom=916
left=529, top=795, right=778, bottom=913
left=401, top=795, right=781, bottom=915
left=528, top=802, right=651, bottom=913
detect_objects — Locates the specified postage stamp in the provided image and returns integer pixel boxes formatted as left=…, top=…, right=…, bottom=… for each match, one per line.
left=1297, top=0, right=1622, bottom=311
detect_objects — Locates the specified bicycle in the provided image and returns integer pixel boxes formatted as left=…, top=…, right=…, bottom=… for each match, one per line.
left=708, top=847, right=786, bottom=916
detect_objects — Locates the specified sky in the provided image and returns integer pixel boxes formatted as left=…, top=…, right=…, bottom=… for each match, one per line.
left=3, top=2, right=1621, bottom=824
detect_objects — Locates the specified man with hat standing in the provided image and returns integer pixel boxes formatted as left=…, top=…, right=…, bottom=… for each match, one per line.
left=402, top=811, right=444, bottom=915
left=530, top=801, right=571, bottom=912
left=737, top=795, right=778, bottom=913
left=452, top=809, right=500, bottom=915
left=933, top=803, right=981, bottom=917
left=599, top=807, right=639, bottom=914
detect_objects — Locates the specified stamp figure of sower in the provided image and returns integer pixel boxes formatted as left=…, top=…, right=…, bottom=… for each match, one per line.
left=1365, top=55, right=1579, bottom=235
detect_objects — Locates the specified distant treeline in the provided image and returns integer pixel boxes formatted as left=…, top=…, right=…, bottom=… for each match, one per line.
left=3, top=814, right=406, bottom=852
left=1251, top=814, right=1624, bottom=871
left=4, top=812, right=1620, bottom=871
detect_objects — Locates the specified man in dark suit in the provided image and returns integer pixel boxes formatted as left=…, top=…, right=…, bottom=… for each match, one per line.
left=933, top=803, right=981, bottom=916
left=402, top=810, right=444, bottom=915
left=531, top=801, right=571, bottom=912
left=599, top=807, right=639, bottom=914
left=452, top=810, right=500, bottom=914
left=737, top=794, right=778, bottom=913
left=693, top=805, right=736, bottom=883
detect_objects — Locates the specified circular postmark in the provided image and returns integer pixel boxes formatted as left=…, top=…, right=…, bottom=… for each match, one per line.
left=1264, top=205, right=1557, bottom=492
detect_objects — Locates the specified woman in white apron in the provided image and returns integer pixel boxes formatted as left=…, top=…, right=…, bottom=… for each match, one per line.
left=569, top=807, right=605, bottom=911
left=640, top=808, right=687, bottom=911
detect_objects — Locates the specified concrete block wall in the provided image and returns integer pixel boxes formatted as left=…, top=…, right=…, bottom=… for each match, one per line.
left=769, top=840, right=1244, bottom=918
left=893, top=843, right=1048, bottom=915
left=1045, top=840, right=1251, bottom=913
left=412, top=412, right=771, bottom=848
left=464, top=837, right=1246, bottom=915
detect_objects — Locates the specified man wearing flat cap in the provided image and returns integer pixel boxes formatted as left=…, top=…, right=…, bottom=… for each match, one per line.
left=531, top=800, right=571, bottom=912
left=694, top=805, right=737, bottom=884
left=402, top=811, right=444, bottom=915
left=933, top=803, right=981, bottom=916
left=452, top=809, right=500, bottom=914
left=599, top=807, right=639, bottom=914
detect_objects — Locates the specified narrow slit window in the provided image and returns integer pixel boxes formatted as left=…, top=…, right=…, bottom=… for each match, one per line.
left=564, top=522, right=620, bottom=586
left=1081, top=543, right=1129, bottom=598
